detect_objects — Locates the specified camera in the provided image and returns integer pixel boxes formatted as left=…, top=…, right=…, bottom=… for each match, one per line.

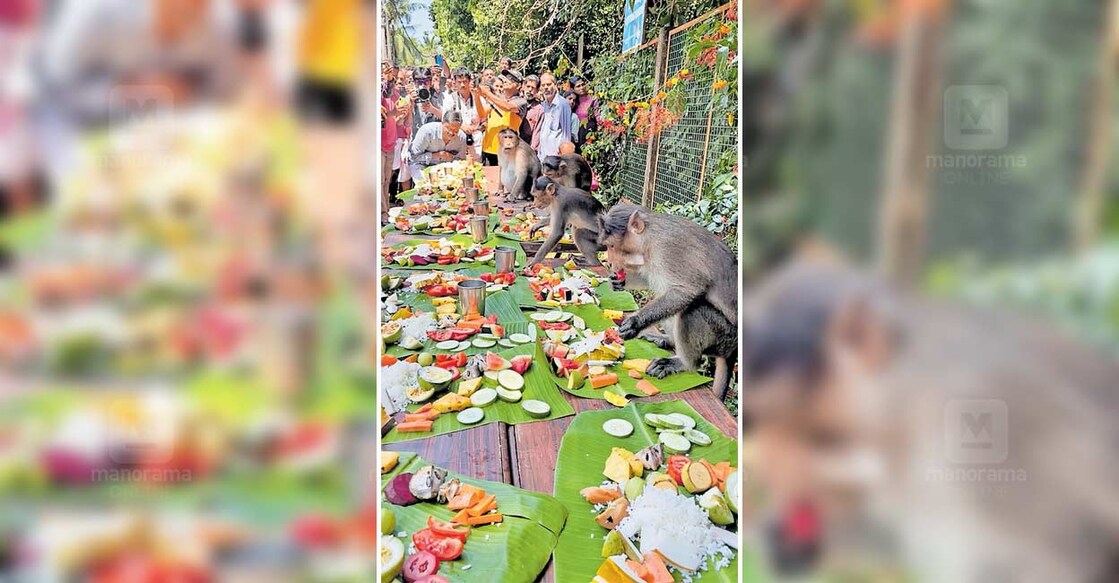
left=416, top=88, right=431, bottom=103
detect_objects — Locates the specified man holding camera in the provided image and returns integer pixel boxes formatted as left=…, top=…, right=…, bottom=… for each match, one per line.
left=408, top=111, right=469, bottom=179
left=408, top=67, right=444, bottom=135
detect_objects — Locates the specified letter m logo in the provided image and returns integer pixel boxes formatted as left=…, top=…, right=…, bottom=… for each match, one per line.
left=944, top=85, right=1008, bottom=150
left=945, top=399, right=1008, bottom=464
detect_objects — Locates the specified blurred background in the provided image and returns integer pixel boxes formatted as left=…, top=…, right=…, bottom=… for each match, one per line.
left=741, top=1, right=1119, bottom=582
left=0, top=1, right=384, bottom=580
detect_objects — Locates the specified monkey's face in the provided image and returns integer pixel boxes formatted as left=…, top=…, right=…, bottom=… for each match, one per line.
left=541, top=164, right=559, bottom=180
left=498, top=130, right=519, bottom=151
left=530, top=183, right=555, bottom=209
left=599, top=228, right=645, bottom=272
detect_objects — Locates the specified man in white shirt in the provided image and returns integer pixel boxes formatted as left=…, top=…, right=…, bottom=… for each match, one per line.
left=408, top=110, right=468, bottom=178
left=442, top=67, right=482, bottom=159
left=532, top=72, right=572, bottom=157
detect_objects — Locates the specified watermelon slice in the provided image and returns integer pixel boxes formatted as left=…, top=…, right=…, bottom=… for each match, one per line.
left=485, top=352, right=512, bottom=371
left=510, top=355, right=532, bottom=375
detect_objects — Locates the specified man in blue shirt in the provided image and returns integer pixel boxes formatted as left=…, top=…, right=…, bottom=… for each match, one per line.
left=532, top=72, right=572, bottom=157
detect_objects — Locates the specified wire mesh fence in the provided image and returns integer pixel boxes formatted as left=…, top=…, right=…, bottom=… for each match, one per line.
left=615, top=4, right=738, bottom=209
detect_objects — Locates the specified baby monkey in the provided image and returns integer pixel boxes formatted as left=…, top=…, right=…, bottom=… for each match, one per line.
left=526, top=176, right=604, bottom=268
left=541, top=154, right=593, bottom=191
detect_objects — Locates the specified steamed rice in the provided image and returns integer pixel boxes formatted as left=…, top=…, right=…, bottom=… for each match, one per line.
left=381, top=360, right=421, bottom=413
left=616, top=486, right=734, bottom=577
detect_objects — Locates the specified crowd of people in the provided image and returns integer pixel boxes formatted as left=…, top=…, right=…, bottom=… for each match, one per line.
left=379, top=56, right=600, bottom=218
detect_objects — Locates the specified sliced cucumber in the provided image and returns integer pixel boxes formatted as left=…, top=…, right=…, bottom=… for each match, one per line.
left=456, top=407, right=485, bottom=425
left=602, top=419, right=634, bottom=438
left=497, top=370, right=525, bottom=391
left=664, top=413, right=696, bottom=430
left=543, top=311, right=565, bottom=322
left=530, top=313, right=552, bottom=321
left=498, top=338, right=516, bottom=348
left=684, top=428, right=711, bottom=446
left=496, top=388, right=523, bottom=402
left=557, top=311, right=574, bottom=322
left=644, top=413, right=666, bottom=428
left=472, top=338, right=497, bottom=348
left=522, top=399, right=551, bottom=418
left=659, top=431, right=692, bottom=453
left=470, top=388, right=498, bottom=407
left=456, top=340, right=473, bottom=351
left=435, top=340, right=459, bottom=350
left=657, top=415, right=686, bottom=430
left=476, top=333, right=500, bottom=341
left=509, top=333, right=533, bottom=344
left=572, top=316, right=586, bottom=330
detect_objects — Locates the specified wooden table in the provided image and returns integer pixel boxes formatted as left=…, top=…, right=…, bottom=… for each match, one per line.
left=380, top=166, right=738, bottom=582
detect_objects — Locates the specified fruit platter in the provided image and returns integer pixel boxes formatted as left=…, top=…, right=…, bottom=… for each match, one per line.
left=379, top=453, right=568, bottom=583
left=381, top=239, right=496, bottom=269
left=524, top=264, right=608, bottom=306
left=493, top=209, right=550, bottom=241
left=415, top=160, right=486, bottom=200
left=553, top=400, right=740, bottom=583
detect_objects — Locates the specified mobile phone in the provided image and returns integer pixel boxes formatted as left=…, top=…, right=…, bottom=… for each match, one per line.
left=435, top=54, right=444, bottom=66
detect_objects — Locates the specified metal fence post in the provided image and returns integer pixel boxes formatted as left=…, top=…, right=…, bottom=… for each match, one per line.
left=642, top=27, right=670, bottom=208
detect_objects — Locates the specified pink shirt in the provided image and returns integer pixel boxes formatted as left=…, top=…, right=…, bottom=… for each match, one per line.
left=381, top=88, right=398, bottom=153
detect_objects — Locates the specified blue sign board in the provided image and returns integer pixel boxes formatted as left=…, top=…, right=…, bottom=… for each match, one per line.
left=622, top=0, right=646, bottom=53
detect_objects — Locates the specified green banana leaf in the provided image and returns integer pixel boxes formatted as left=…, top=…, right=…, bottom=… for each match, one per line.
left=381, top=452, right=568, bottom=583
left=528, top=304, right=712, bottom=399
left=552, top=399, right=742, bottom=582
left=508, top=273, right=638, bottom=311
left=381, top=211, right=502, bottom=237
left=381, top=340, right=575, bottom=444
left=384, top=291, right=528, bottom=358
left=384, top=235, right=527, bottom=271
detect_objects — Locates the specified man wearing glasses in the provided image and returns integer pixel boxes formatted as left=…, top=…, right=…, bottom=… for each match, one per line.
left=408, top=111, right=468, bottom=178
left=442, top=67, right=483, bottom=160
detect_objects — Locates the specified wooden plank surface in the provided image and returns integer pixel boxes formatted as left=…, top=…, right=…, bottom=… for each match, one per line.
left=381, top=422, right=512, bottom=484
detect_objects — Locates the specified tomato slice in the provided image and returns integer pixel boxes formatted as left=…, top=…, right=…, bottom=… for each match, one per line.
left=427, top=330, right=453, bottom=342
left=415, top=576, right=450, bottom=583
left=666, top=455, right=690, bottom=486
left=427, top=516, right=470, bottom=541
left=426, top=285, right=446, bottom=297
left=402, top=550, right=440, bottom=581
left=412, top=528, right=464, bottom=561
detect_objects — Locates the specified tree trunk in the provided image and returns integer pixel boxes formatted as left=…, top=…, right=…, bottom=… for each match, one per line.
left=876, top=10, right=948, bottom=287
left=1072, top=0, right=1119, bottom=252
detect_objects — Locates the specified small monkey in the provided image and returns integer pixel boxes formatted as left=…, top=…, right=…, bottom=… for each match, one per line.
left=541, top=154, right=593, bottom=191
left=526, top=176, right=604, bottom=268
left=598, top=204, right=738, bottom=395
left=497, top=127, right=541, bottom=202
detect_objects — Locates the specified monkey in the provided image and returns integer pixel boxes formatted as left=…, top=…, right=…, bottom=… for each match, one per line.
left=541, top=154, right=593, bottom=191
left=526, top=176, right=604, bottom=268
left=740, top=258, right=1119, bottom=582
left=497, top=127, right=541, bottom=202
left=597, top=204, right=738, bottom=395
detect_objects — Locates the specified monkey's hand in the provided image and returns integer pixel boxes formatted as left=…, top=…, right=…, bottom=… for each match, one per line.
left=617, top=315, right=643, bottom=340
left=646, top=357, right=686, bottom=378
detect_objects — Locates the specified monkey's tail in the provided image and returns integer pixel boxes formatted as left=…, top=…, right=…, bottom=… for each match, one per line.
left=712, top=356, right=735, bottom=400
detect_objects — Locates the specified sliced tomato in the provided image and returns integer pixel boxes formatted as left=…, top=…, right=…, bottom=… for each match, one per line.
left=415, top=576, right=450, bottom=583
left=426, top=285, right=447, bottom=297
left=480, top=273, right=495, bottom=283
left=603, top=328, right=623, bottom=345
left=539, top=322, right=571, bottom=331
left=402, top=550, right=440, bottom=581
left=427, top=516, right=470, bottom=541
left=427, top=330, right=453, bottom=342
left=666, top=454, right=690, bottom=486
left=412, top=528, right=465, bottom=561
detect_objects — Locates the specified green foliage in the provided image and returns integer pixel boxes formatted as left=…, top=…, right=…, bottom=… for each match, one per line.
left=657, top=164, right=739, bottom=251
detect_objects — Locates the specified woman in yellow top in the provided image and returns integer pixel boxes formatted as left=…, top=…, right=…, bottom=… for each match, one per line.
left=474, top=69, right=530, bottom=166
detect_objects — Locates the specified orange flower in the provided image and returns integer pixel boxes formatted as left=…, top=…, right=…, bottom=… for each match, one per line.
left=712, top=79, right=728, bottom=91
left=666, top=78, right=679, bottom=88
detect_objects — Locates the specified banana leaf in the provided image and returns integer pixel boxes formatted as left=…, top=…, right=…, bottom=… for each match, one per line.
left=384, top=291, right=528, bottom=358
left=383, top=235, right=527, bottom=271
left=380, top=452, right=567, bottom=583
left=381, top=340, right=575, bottom=443
left=381, top=211, right=502, bottom=237
left=530, top=304, right=712, bottom=399
left=552, top=399, right=742, bottom=582
left=508, top=274, right=637, bottom=311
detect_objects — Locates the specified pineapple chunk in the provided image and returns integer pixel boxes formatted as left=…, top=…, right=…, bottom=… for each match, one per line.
left=432, top=393, right=471, bottom=413
left=622, top=359, right=651, bottom=373
left=380, top=452, right=399, bottom=474
left=457, top=377, right=483, bottom=397
left=604, top=448, right=635, bottom=483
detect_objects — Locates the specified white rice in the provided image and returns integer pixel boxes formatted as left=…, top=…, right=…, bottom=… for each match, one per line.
left=617, top=486, right=734, bottom=574
left=397, top=312, right=437, bottom=342
left=381, top=360, right=421, bottom=413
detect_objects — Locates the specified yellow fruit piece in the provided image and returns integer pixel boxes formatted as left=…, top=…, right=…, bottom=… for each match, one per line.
left=436, top=303, right=458, bottom=315
left=594, top=555, right=644, bottom=583
left=457, top=377, right=483, bottom=397
left=380, top=452, right=399, bottom=474
left=432, top=393, right=471, bottom=413
left=621, top=359, right=651, bottom=373
left=602, top=309, right=624, bottom=321
left=391, top=307, right=413, bottom=320
left=604, top=391, right=629, bottom=408
left=603, top=447, right=635, bottom=482
left=432, top=297, right=457, bottom=306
